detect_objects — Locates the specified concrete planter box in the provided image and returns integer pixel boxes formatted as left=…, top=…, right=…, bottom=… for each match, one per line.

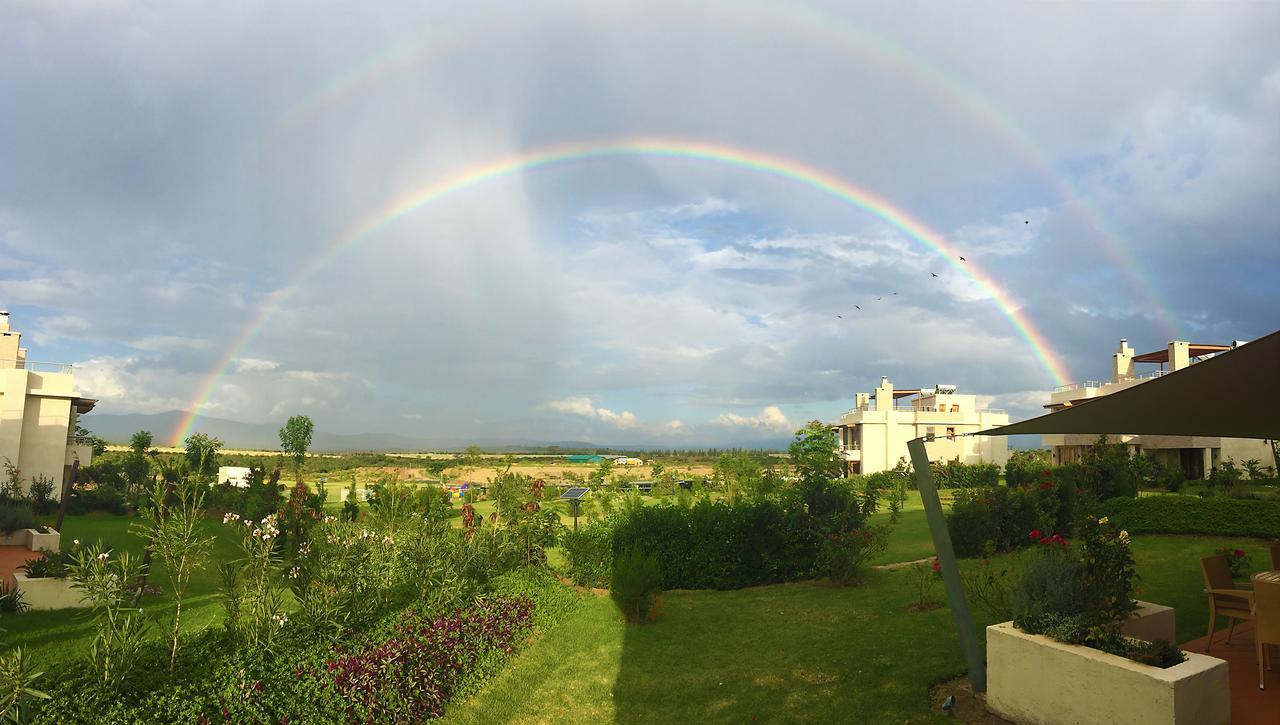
left=12, top=573, right=90, bottom=610
left=0, top=528, right=60, bottom=552
left=987, top=622, right=1229, bottom=725
left=1123, top=600, right=1176, bottom=644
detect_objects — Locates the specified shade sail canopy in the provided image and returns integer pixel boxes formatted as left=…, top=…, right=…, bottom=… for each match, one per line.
left=983, top=328, right=1280, bottom=440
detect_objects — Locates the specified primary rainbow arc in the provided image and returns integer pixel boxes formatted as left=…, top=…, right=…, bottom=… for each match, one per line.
left=170, top=138, right=1073, bottom=445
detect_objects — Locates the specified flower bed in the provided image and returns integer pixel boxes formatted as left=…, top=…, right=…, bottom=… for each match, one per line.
left=987, top=622, right=1229, bottom=725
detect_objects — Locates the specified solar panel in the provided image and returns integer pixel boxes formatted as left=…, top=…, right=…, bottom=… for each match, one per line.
left=560, top=486, right=591, bottom=500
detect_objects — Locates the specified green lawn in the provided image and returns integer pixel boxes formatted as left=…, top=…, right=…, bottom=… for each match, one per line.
left=4, top=513, right=243, bottom=671
left=446, top=571, right=971, bottom=724
left=446, top=530, right=1276, bottom=723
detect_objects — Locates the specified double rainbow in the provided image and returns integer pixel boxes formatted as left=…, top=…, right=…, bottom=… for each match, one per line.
left=169, top=139, right=1072, bottom=445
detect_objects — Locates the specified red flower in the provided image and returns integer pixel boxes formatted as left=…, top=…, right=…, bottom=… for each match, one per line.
left=1233, top=549, right=1245, bottom=557
left=1028, top=529, right=1042, bottom=541
left=931, top=558, right=941, bottom=573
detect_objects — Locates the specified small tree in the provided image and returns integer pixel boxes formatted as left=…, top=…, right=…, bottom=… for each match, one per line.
left=133, top=479, right=214, bottom=671
left=128, top=431, right=153, bottom=456
left=183, top=433, right=223, bottom=482
left=278, top=415, right=315, bottom=485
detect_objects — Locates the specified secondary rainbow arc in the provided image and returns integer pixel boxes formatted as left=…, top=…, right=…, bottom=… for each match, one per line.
left=171, top=139, right=1073, bottom=445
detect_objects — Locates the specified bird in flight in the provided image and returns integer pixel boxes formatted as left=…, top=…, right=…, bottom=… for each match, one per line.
left=958, top=256, right=966, bottom=261
left=1024, top=220, right=1029, bottom=224
left=876, top=297, right=882, bottom=301
left=855, top=305, right=861, bottom=310
left=836, top=315, right=843, bottom=319
left=931, top=272, right=939, bottom=277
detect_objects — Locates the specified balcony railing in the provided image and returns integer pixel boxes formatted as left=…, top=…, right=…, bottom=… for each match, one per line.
left=2, top=359, right=73, bottom=374
left=1053, top=370, right=1170, bottom=393
left=67, top=435, right=95, bottom=446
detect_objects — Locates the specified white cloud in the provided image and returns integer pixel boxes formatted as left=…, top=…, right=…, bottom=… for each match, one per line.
left=715, top=405, right=793, bottom=433
left=544, top=397, right=639, bottom=429
left=235, top=357, right=279, bottom=372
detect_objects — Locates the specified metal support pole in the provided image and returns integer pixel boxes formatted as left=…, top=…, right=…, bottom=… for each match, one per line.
left=907, top=436, right=986, bottom=692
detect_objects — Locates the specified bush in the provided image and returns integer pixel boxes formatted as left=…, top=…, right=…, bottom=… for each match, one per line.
left=28, top=476, right=56, bottom=515
left=931, top=460, right=999, bottom=489
left=561, top=521, right=614, bottom=588
left=65, top=486, right=126, bottom=516
left=1100, top=495, right=1280, bottom=539
left=821, top=525, right=890, bottom=585
left=20, top=552, right=70, bottom=579
left=0, top=500, right=37, bottom=534
left=608, top=497, right=820, bottom=589
left=1006, top=449, right=1052, bottom=488
left=611, top=548, right=662, bottom=624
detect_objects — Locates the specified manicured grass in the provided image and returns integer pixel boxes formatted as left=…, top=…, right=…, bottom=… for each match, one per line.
left=4, top=513, right=243, bottom=671
left=446, top=571, right=971, bottom=724
left=447, top=531, right=1275, bottom=722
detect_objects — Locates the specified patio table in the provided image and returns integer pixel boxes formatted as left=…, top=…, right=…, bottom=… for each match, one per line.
left=1254, top=570, right=1280, bottom=586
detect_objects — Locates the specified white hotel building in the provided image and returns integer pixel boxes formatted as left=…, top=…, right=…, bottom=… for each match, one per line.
left=1044, top=338, right=1273, bottom=479
left=834, top=376, right=1010, bottom=475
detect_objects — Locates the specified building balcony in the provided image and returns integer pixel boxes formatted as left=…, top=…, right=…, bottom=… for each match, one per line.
left=2, top=359, right=74, bottom=374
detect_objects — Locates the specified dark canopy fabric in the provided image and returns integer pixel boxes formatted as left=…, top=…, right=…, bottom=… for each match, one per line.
left=982, top=328, right=1280, bottom=440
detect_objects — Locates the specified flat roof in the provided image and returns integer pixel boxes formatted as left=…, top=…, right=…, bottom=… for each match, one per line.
left=1133, top=343, right=1232, bottom=364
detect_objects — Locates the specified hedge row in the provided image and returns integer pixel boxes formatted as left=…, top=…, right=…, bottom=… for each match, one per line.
left=1100, top=495, right=1280, bottom=539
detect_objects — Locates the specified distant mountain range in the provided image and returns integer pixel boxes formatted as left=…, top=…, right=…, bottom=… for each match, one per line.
left=80, top=411, right=793, bottom=453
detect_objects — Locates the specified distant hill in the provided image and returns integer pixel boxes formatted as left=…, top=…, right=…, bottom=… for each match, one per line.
left=81, top=411, right=790, bottom=453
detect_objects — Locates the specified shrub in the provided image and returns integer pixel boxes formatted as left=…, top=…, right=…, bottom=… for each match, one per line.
left=28, top=476, right=56, bottom=515
left=0, top=580, right=27, bottom=614
left=0, top=646, right=49, bottom=722
left=1005, top=449, right=1052, bottom=488
left=561, top=520, right=614, bottom=588
left=821, top=525, right=889, bottom=585
left=931, top=460, right=999, bottom=489
left=65, top=486, right=126, bottom=516
left=1014, top=516, right=1147, bottom=664
left=20, top=552, right=70, bottom=579
left=1013, top=539, right=1079, bottom=628
left=961, top=551, right=1021, bottom=622
left=608, top=497, right=820, bottom=589
left=0, top=501, right=37, bottom=535
left=1100, top=495, right=1280, bottom=538
left=611, top=548, right=662, bottom=624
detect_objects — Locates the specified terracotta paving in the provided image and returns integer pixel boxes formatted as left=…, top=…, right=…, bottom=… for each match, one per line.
left=1182, top=622, right=1280, bottom=725
left=0, top=545, right=34, bottom=585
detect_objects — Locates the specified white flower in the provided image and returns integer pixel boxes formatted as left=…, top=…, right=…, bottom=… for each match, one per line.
left=1119, top=530, right=1130, bottom=544
left=97, top=552, right=109, bottom=561
left=73, top=538, right=80, bottom=546
left=323, top=515, right=336, bottom=524
left=382, top=535, right=394, bottom=545
left=1097, top=516, right=1109, bottom=525
left=223, top=513, right=241, bottom=524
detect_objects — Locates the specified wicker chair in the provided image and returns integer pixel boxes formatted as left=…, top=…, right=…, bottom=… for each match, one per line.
left=1202, top=555, right=1253, bottom=650
left=1254, top=578, right=1280, bottom=689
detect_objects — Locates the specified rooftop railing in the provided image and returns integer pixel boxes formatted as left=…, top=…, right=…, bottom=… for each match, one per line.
left=1053, top=370, right=1170, bottom=393
left=2, top=359, right=73, bottom=374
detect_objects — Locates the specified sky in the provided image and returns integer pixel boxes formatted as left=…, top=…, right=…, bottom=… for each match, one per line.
left=2, top=0, right=1278, bottom=447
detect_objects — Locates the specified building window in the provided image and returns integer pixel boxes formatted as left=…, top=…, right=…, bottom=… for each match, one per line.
left=946, top=426, right=956, bottom=438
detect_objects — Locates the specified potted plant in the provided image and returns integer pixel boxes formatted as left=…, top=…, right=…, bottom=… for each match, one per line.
left=987, top=518, right=1229, bottom=725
